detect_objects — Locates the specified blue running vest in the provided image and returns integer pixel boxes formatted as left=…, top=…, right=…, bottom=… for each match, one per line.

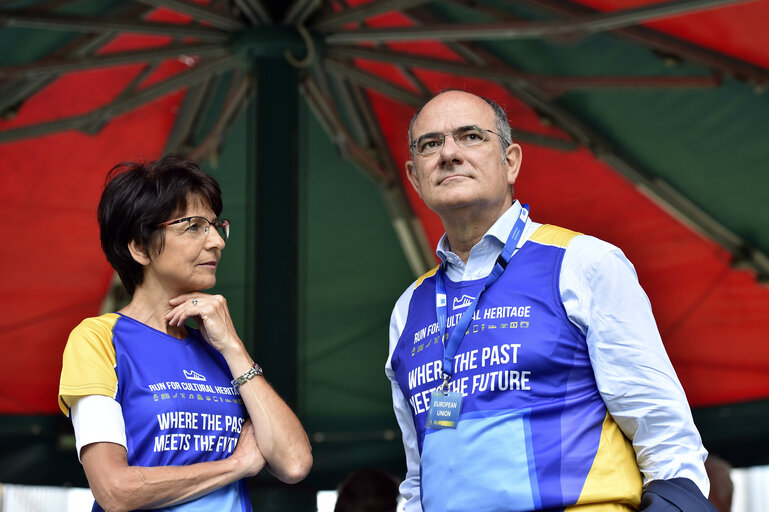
left=60, top=313, right=252, bottom=512
left=390, top=226, right=642, bottom=512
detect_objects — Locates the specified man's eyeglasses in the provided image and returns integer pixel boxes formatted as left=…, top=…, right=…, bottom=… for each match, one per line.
left=158, top=216, right=230, bottom=242
left=411, top=125, right=509, bottom=156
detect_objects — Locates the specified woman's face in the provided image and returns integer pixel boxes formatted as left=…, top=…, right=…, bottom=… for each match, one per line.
left=144, top=197, right=225, bottom=296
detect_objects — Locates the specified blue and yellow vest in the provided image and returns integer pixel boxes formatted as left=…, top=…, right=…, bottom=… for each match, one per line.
left=59, top=313, right=252, bottom=512
left=390, top=226, right=642, bottom=512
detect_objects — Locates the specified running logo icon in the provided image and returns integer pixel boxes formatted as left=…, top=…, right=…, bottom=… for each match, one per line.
left=453, top=295, right=475, bottom=309
left=183, top=370, right=206, bottom=382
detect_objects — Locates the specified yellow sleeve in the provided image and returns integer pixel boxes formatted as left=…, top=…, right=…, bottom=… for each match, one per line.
left=58, top=313, right=120, bottom=416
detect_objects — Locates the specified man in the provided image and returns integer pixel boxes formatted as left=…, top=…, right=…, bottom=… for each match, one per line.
left=386, top=91, right=714, bottom=511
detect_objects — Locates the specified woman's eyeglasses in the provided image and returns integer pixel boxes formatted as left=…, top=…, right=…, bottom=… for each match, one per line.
left=157, top=216, right=230, bottom=241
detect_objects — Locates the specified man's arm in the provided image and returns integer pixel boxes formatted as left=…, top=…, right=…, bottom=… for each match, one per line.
left=388, top=378, right=423, bottom=512
left=561, top=236, right=711, bottom=501
left=386, top=287, right=423, bottom=512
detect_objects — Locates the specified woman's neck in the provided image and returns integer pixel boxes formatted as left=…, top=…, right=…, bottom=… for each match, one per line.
left=119, top=285, right=187, bottom=339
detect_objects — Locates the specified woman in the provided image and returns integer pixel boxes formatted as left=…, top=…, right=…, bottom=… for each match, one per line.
left=58, top=155, right=312, bottom=512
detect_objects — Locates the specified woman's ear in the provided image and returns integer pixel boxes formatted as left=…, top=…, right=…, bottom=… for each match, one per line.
left=127, top=240, right=151, bottom=266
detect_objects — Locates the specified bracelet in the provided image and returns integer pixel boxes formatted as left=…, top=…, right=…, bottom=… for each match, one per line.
left=231, top=363, right=263, bottom=388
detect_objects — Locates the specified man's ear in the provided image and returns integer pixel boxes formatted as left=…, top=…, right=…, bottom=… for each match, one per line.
left=405, top=160, right=423, bottom=199
left=128, top=240, right=151, bottom=266
left=505, top=143, right=523, bottom=187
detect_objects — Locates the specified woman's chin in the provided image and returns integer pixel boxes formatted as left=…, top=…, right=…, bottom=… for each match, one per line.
left=199, top=280, right=216, bottom=291
left=184, top=277, right=216, bottom=293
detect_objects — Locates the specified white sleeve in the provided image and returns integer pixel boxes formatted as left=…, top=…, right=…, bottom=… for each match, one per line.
left=386, top=285, right=423, bottom=512
left=560, top=235, right=710, bottom=496
left=71, top=394, right=127, bottom=461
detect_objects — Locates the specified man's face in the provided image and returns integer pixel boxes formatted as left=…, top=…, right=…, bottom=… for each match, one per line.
left=406, top=91, right=521, bottom=218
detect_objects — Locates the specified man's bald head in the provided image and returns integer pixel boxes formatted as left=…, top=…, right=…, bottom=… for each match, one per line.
left=408, top=91, right=513, bottom=161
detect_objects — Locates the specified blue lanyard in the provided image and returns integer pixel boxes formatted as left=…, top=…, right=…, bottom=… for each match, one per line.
left=435, top=204, right=530, bottom=389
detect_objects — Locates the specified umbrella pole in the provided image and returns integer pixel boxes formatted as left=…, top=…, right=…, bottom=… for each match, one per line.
left=249, top=58, right=316, bottom=509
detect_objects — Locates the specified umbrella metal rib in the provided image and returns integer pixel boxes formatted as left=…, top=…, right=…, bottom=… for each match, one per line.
left=327, top=72, right=374, bottom=148
left=324, top=57, right=426, bottom=107
left=1, top=43, right=229, bottom=78
left=163, top=79, right=214, bottom=155
left=0, top=11, right=229, bottom=41
left=133, top=0, right=245, bottom=31
left=0, top=3, right=154, bottom=114
left=105, top=55, right=239, bottom=121
left=516, top=0, right=769, bottom=86
left=232, top=0, right=266, bottom=25
left=324, top=0, right=757, bottom=43
left=312, top=0, right=432, bottom=32
left=189, top=74, right=253, bottom=161
left=347, top=80, right=402, bottom=172
left=0, top=56, right=238, bottom=143
left=327, top=46, right=721, bottom=91
left=301, top=75, right=392, bottom=185
left=283, top=0, right=321, bottom=25
left=85, top=61, right=162, bottom=135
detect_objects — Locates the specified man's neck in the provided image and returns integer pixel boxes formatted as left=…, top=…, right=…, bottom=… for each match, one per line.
left=441, top=201, right=513, bottom=263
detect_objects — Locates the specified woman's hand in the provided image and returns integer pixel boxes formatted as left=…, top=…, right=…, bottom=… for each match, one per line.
left=231, top=420, right=266, bottom=478
left=166, top=293, right=242, bottom=355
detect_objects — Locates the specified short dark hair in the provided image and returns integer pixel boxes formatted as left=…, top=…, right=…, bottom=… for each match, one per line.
left=408, top=90, right=513, bottom=161
left=97, top=155, right=223, bottom=295
left=334, top=468, right=400, bottom=512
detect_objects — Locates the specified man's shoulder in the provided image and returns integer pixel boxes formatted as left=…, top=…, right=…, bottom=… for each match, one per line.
left=412, top=265, right=440, bottom=291
left=528, top=224, right=619, bottom=255
left=392, top=265, right=440, bottom=313
left=527, top=223, right=582, bottom=249
left=536, top=226, right=633, bottom=288
left=390, top=264, right=440, bottom=325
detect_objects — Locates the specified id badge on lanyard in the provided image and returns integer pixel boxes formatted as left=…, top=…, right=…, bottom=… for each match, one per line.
left=426, top=388, right=462, bottom=429
left=427, top=204, right=529, bottom=430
